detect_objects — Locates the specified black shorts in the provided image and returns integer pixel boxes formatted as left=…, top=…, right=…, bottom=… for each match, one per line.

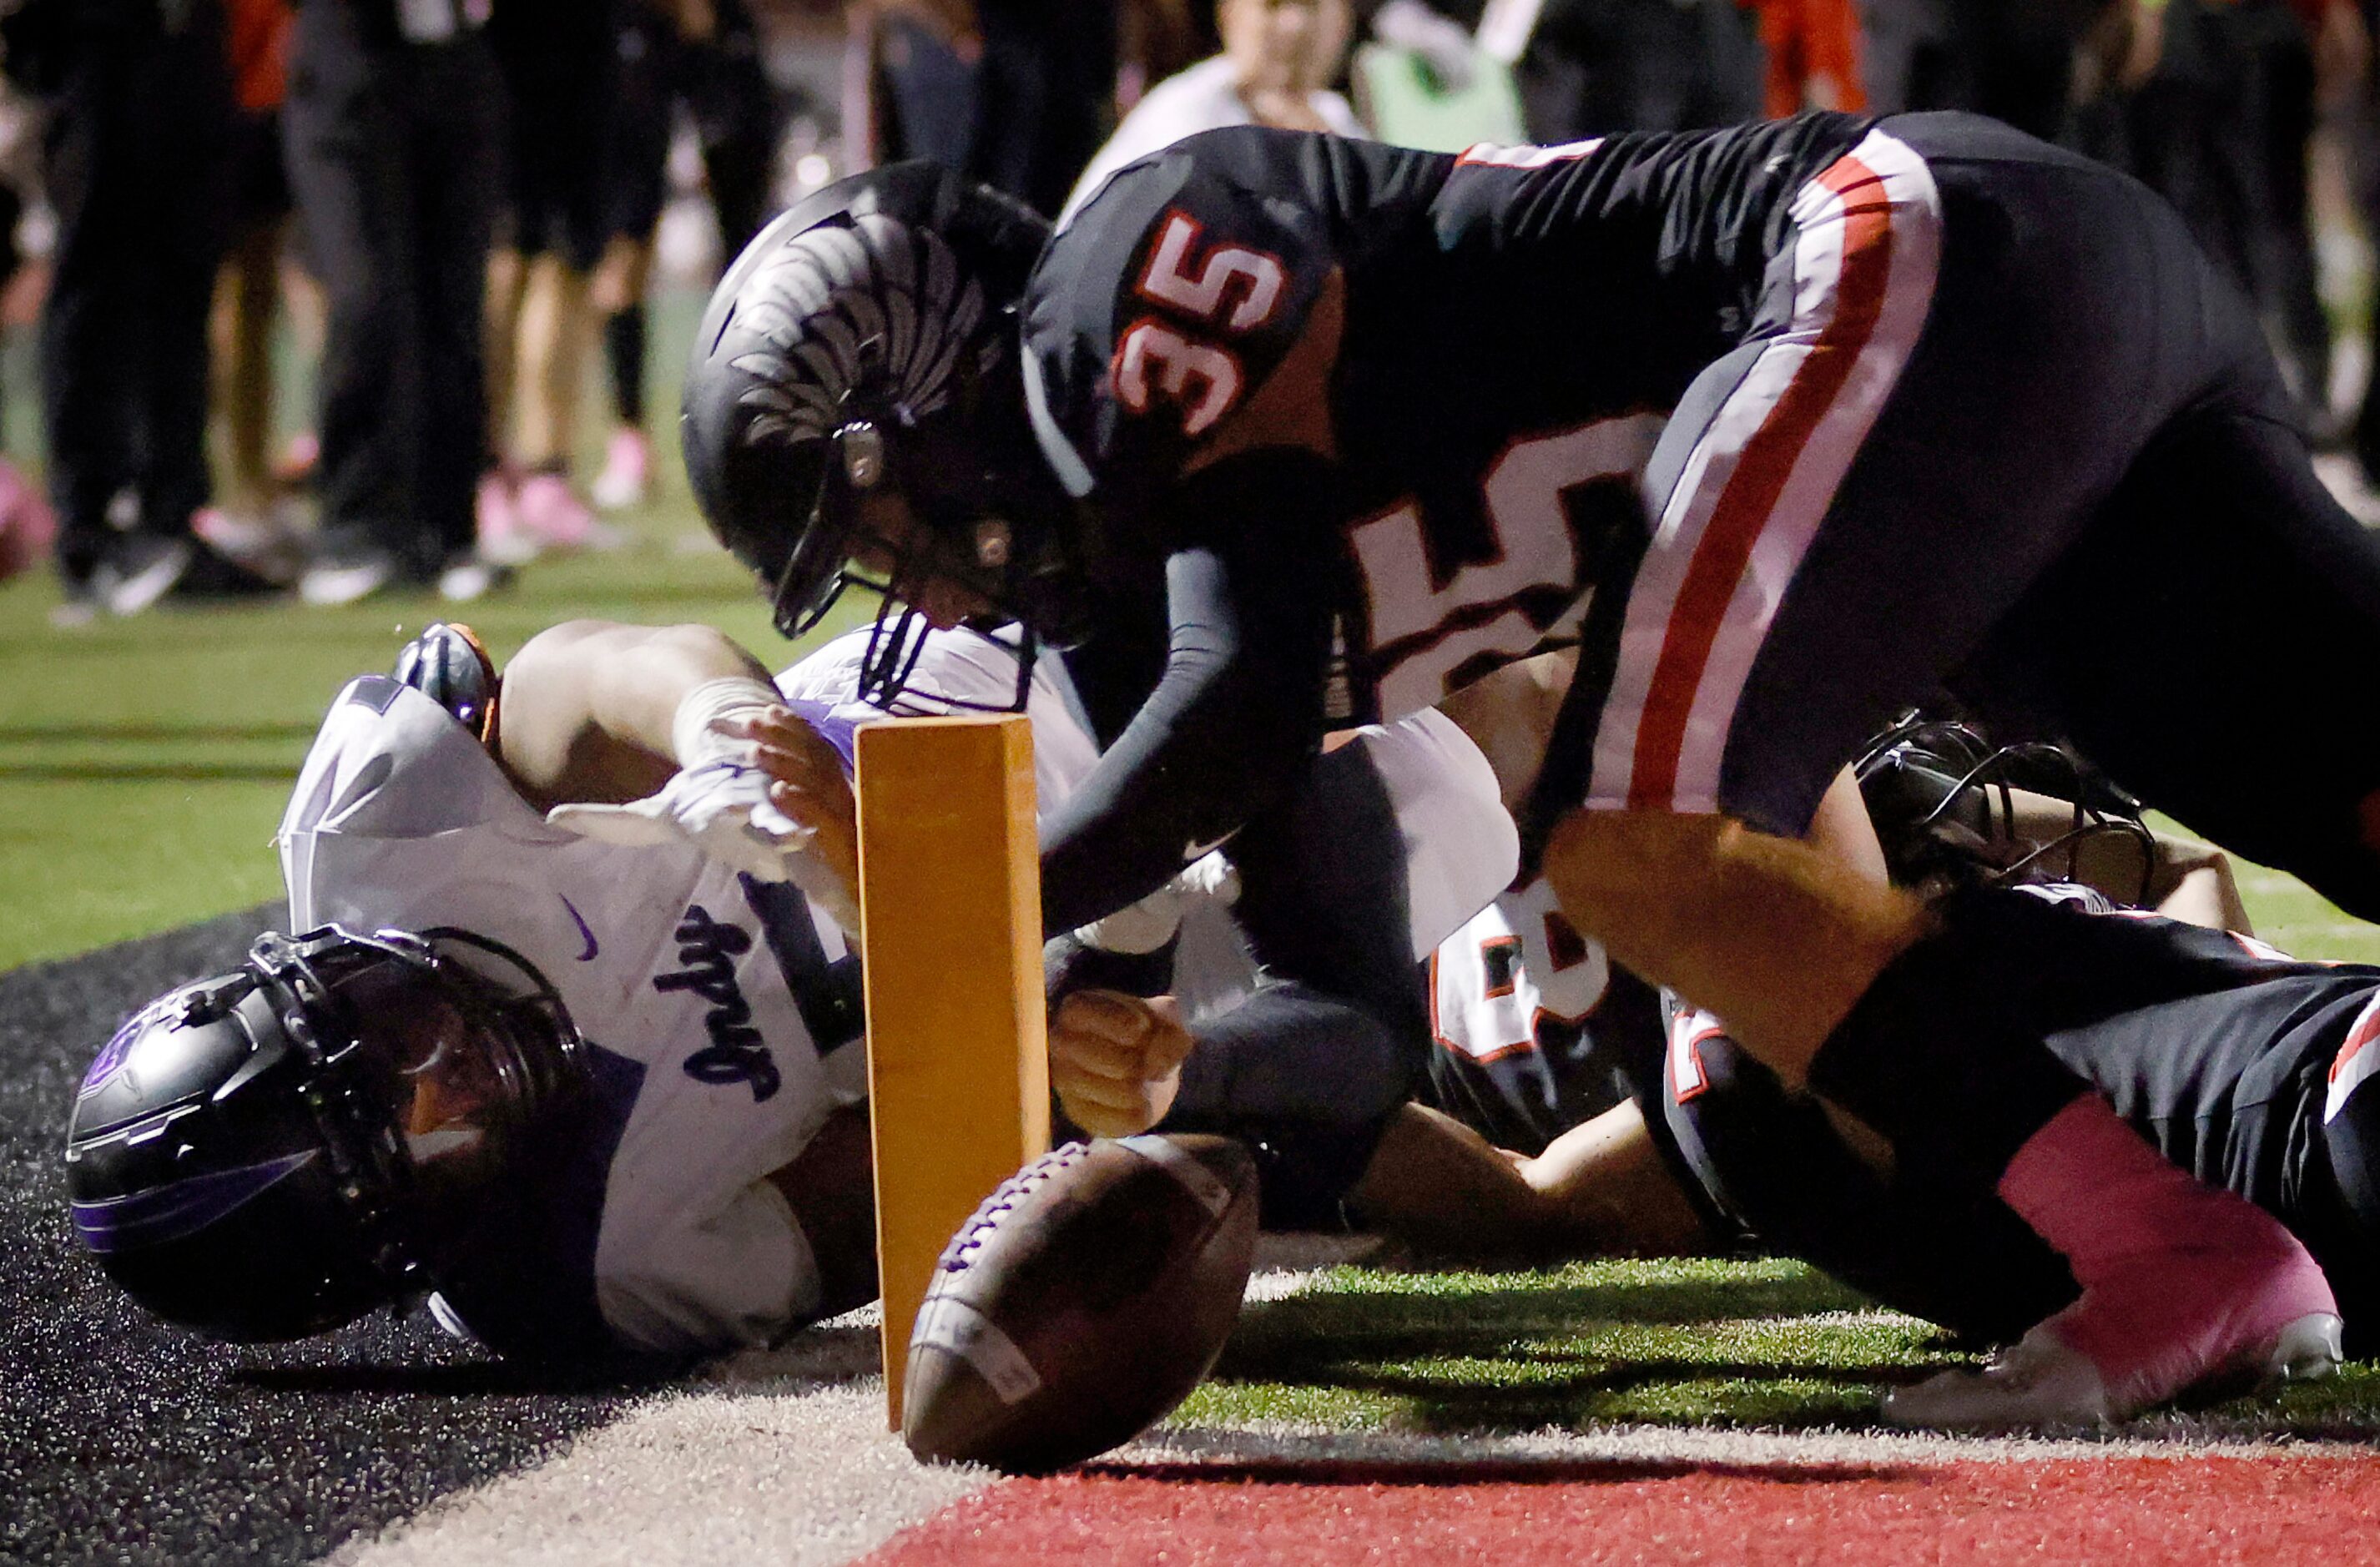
left=1650, top=892, right=2380, bottom=1351
left=1553, top=113, right=2380, bottom=919
left=491, top=10, right=614, bottom=270
left=601, top=10, right=676, bottom=244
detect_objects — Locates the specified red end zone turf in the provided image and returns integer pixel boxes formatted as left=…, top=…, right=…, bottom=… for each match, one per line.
left=865, top=1454, right=2380, bottom=1564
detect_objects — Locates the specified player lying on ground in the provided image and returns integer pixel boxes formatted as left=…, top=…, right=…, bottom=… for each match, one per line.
left=1356, top=701, right=2265, bottom=1271
left=1453, top=725, right=2380, bottom=1425
left=65, top=619, right=1511, bottom=1363
left=1080, top=689, right=2376, bottom=1424
left=682, top=108, right=2380, bottom=1422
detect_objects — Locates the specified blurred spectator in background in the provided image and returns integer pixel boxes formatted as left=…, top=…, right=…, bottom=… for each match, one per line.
left=1758, top=0, right=1865, bottom=113
left=196, top=0, right=310, bottom=583
left=2071, top=0, right=2352, bottom=437
left=850, top=0, right=1122, bottom=216
left=1857, top=0, right=2087, bottom=139
left=1509, top=0, right=1762, bottom=140
left=13, top=0, right=272, bottom=622
left=587, top=0, right=679, bottom=514
left=285, top=0, right=505, bottom=607
left=479, top=0, right=619, bottom=561
left=683, top=0, right=782, bottom=260
left=589, top=0, right=782, bottom=513
left=0, top=82, right=55, bottom=587
left=1067, top=0, right=1362, bottom=223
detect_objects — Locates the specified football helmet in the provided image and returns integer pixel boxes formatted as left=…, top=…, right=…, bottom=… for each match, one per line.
left=681, top=162, right=1082, bottom=707
left=1855, top=712, right=2152, bottom=898
left=64, top=925, right=582, bottom=1343
left=392, top=621, right=499, bottom=741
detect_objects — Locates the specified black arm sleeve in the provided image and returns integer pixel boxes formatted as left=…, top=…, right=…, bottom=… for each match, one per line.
left=1036, top=528, right=1336, bottom=937
left=1169, top=980, right=1415, bottom=1126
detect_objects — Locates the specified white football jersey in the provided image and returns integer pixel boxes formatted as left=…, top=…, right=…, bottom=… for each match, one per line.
left=280, top=675, right=863, bottom=1357
left=275, top=627, right=1097, bottom=1360
left=1429, top=875, right=1609, bottom=1066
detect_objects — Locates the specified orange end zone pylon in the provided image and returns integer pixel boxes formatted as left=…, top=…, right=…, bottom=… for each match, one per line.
left=855, top=714, right=1051, bottom=1430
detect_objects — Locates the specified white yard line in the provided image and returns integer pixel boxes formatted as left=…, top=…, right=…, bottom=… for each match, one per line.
left=1122, top=1420, right=2380, bottom=1470
left=330, top=1310, right=996, bottom=1567
left=327, top=1253, right=2377, bottom=1567
left=332, top=1252, right=1371, bottom=1567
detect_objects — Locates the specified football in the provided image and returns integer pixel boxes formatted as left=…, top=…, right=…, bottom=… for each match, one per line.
left=900, top=1133, right=1260, bottom=1473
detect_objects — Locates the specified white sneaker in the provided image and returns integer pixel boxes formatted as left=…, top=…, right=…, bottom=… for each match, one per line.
left=1884, top=1310, right=2342, bottom=1431
left=99, top=537, right=194, bottom=616
left=436, top=552, right=513, bottom=603
left=299, top=546, right=403, bottom=607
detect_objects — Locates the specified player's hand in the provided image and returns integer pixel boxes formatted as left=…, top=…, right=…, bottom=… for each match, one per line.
left=740, top=708, right=862, bottom=931
left=1050, top=990, right=1196, bottom=1140
left=547, top=758, right=813, bottom=881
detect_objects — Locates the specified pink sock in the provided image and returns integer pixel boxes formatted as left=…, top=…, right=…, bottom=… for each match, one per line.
left=1997, top=1095, right=2336, bottom=1407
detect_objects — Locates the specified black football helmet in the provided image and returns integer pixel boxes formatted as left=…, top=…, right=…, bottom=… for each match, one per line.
left=63, top=925, right=582, bottom=1344
left=681, top=161, right=1082, bottom=707
left=1854, top=712, right=2152, bottom=899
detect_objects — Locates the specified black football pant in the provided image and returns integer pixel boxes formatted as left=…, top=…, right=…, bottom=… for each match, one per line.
left=1661, top=897, right=2380, bottom=1353
left=284, top=4, right=499, bottom=572
left=1655, top=112, right=2380, bottom=920
left=38, top=0, right=233, bottom=581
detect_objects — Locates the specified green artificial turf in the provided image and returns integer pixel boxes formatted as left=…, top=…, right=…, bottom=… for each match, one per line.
left=0, top=497, right=827, bottom=968
left=0, top=288, right=881, bottom=969
left=1177, top=1256, right=2380, bottom=1436
left=8, top=283, right=2380, bottom=1443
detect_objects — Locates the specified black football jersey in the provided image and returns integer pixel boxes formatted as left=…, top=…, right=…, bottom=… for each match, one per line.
left=1022, top=113, right=1876, bottom=723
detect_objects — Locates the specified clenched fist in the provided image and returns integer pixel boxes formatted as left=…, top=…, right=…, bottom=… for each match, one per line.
left=1050, top=990, right=1197, bottom=1139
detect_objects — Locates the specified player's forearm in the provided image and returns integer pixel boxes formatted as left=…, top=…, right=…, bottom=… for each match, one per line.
left=496, top=621, right=777, bottom=809
left=1038, top=548, right=1329, bottom=935
left=1171, top=979, right=1419, bottom=1128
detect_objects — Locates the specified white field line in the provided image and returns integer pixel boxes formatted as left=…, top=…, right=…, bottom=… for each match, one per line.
left=327, top=1256, right=2375, bottom=1567
left=330, top=1308, right=997, bottom=1567
left=1122, top=1420, right=2380, bottom=1471
left=328, top=1257, right=1348, bottom=1567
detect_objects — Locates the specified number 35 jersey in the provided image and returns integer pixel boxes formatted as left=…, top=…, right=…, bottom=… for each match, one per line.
left=277, top=675, right=870, bottom=1363
left=1022, top=114, right=1873, bottom=722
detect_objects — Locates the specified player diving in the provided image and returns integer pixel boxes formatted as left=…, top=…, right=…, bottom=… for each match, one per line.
left=675, top=104, right=2380, bottom=1424
left=63, top=617, right=1513, bottom=1365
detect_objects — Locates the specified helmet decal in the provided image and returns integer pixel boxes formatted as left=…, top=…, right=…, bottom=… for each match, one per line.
left=79, top=996, right=180, bottom=1098
left=730, top=214, right=987, bottom=451
left=70, top=1150, right=318, bottom=1255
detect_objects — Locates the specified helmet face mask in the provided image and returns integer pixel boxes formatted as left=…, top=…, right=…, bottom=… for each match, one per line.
left=65, top=925, right=584, bottom=1344
left=684, top=163, right=1086, bottom=706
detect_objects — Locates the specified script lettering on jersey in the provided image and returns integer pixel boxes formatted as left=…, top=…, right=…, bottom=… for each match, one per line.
left=1112, top=210, right=1288, bottom=438
left=653, top=904, right=783, bottom=1102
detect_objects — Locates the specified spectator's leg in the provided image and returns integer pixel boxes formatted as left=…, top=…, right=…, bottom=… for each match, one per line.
left=284, top=4, right=425, bottom=577
left=415, top=35, right=502, bottom=575
left=131, top=0, right=234, bottom=549
left=38, top=29, right=139, bottom=592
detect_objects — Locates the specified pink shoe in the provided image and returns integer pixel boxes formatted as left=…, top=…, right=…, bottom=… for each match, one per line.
left=0, top=456, right=57, bottom=582
left=590, top=426, right=653, bottom=511
left=1884, top=1096, right=2342, bottom=1428
left=513, top=470, right=623, bottom=552
left=477, top=468, right=537, bottom=565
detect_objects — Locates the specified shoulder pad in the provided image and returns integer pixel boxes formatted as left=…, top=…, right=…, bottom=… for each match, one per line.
left=1026, top=129, right=1344, bottom=502
left=392, top=622, right=499, bottom=742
